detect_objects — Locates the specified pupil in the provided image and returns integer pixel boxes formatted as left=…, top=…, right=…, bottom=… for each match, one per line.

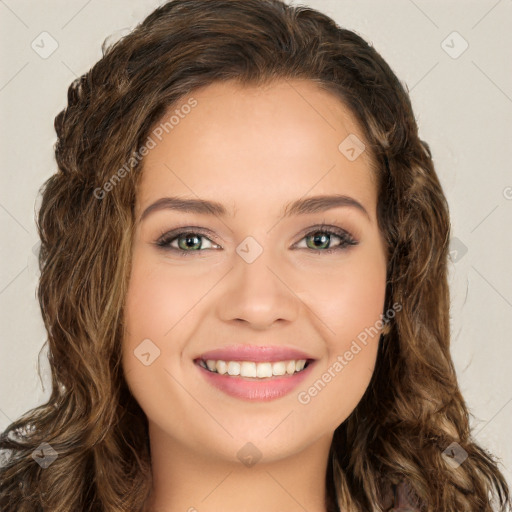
left=180, top=234, right=201, bottom=250
left=309, top=232, right=329, bottom=249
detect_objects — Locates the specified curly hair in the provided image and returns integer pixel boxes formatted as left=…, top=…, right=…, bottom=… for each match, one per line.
left=0, top=0, right=509, bottom=510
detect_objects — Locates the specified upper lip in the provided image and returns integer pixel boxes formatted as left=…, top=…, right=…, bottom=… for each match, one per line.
left=195, top=344, right=316, bottom=363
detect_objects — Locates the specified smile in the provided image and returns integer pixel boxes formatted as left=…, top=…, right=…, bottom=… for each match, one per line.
left=194, top=357, right=315, bottom=401
left=196, top=358, right=310, bottom=378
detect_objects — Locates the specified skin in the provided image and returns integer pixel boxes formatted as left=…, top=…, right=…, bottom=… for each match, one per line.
left=122, top=78, right=388, bottom=512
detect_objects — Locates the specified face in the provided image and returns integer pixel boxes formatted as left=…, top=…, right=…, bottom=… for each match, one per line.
left=122, top=79, right=388, bottom=464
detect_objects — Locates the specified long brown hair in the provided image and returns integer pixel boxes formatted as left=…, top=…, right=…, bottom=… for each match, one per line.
left=0, top=1, right=509, bottom=510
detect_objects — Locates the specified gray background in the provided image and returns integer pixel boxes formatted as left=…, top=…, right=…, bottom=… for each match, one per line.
left=1, top=0, right=511, bottom=487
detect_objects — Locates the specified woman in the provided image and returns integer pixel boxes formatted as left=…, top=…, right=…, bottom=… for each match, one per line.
left=0, top=0, right=509, bottom=510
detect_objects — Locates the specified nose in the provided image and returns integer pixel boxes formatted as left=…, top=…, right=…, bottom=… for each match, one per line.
left=215, top=246, right=300, bottom=330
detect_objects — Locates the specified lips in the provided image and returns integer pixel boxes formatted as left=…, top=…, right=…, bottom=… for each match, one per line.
left=195, top=344, right=316, bottom=363
left=192, top=344, right=317, bottom=401
left=195, top=358, right=315, bottom=401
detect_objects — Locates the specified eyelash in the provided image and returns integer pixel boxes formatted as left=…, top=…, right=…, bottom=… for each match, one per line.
left=154, top=223, right=359, bottom=256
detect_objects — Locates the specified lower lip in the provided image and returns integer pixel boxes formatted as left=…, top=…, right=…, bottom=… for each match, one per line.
left=195, top=361, right=315, bottom=401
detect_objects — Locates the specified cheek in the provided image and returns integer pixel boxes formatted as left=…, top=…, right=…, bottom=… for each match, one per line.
left=304, top=243, right=387, bottom=351
left=296, top=250, right=386, bottom=428
left=340, top=252, right=386, bottom=342
left=121, top=251, right=188, bottom=384
left=121, top=252, right=196, bottom=433
left=123, top=251, right=201, bottom=349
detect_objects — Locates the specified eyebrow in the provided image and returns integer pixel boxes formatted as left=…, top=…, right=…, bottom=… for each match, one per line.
left=139, top=194, right=370, bottom=222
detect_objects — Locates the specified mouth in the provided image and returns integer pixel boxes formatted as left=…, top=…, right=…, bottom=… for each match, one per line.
left=192, top=344, right=317, bottom=400
left=192, top=346, right=317, bottom=401
left=194, top=358, right=314, bottom=380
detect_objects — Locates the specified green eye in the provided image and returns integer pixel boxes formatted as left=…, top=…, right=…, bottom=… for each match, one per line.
left=297, top=227, right=358, bottom=254
left=155, top=224, right=358, bottom=256
left=157, top=230, right=219, bottom=254
left=175, top=233, right=213, bottom=251
left=305, top=232, right=332, bottom=250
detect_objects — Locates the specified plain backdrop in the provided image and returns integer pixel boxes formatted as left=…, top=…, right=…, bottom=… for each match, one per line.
left=1, top=0, right=511, bottom=488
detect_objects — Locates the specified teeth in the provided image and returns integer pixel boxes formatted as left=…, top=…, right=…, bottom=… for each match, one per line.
left=240, top=361, right=257, bottom=377
left=200, top=359, right=308, bottom=378
left=256, top=362, right=272, bottom=378
left=227, top=361, right=240, bottom=376
left=216, top=360, right=227, bottom=375
left=272, top=361, right=286, bottom=376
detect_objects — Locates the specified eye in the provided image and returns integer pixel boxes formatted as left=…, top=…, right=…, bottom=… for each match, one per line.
left=154, top=223, right=358, bottom=256
left=294, top=224, right=358, bottom=254
left=155, top=228, right=220, bottom=255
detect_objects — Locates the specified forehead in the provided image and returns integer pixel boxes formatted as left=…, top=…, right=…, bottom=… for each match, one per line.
left=136, top=79, right=377, bottom=219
